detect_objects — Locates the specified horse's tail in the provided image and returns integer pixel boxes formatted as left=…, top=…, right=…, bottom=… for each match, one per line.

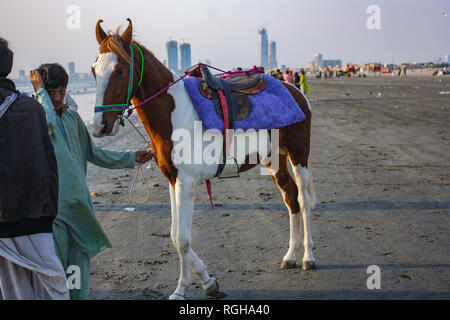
left=308, top=159, right=317, bottom=209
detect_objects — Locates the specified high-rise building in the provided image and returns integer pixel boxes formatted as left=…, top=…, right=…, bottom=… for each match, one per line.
left=166, top=40, right=178, bottom=73
left=307, top=53, right=342, bottom=70
left=68, top=62, right=75, bottom=75
left=179, top=42, right=192, bottom=73
left=258, top=28, right=269, bottom=71
left=314, top=54, right=323, bottom=68
left=445, top=53, right=449, bottom=63
left=269, top=41, right=278, bottom=69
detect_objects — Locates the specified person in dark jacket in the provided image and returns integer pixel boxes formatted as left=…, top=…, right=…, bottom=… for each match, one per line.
left=0, top=37, right=69, bottom=300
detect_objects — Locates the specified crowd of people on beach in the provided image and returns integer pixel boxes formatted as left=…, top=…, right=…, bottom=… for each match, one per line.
left=432, top=66, right=449, bottom=76
left=267, top=68, right=311, bottom=95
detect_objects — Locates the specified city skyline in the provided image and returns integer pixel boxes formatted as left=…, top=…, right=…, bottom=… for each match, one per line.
left=307, top=53, right=342, bottom=70
left=1, top=0, right=449, bottom=78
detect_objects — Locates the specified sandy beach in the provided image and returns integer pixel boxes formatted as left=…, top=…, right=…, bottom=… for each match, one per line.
left=85, top=75, right=450, bottom=299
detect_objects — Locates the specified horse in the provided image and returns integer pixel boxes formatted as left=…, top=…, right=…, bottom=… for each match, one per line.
left=91, top=19, right=316, bottom=300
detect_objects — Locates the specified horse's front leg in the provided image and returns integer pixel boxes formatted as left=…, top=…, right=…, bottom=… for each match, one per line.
left=169, top=176, right=195, bottom=300
left=188, top=248, right=223, bottom=297
left=168, top=181, right=222, bottom=300
left=169, top=183, right=178, bottom=248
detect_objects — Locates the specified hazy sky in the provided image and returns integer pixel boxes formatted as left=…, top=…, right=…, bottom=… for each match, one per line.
left=1, top=0, right=449, bottom=77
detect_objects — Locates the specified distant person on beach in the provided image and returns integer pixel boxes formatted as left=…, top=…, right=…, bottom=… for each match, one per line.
left=0, top=38, right=69, bottom=300
left=294, top=72, right=301, bottom=89
left=29, top=63, right=155, bottom=300
left=284, top=70, right=295, bottom=84
left=276, top=69, right=284, bottom=81
left=300, top=69, right=311, bottom=95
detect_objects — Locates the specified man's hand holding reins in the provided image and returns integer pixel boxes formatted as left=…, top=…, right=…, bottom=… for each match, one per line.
left=135, top=150, right=155, bottom=164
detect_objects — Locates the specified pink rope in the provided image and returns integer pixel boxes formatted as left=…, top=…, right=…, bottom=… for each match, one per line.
left=127, top=64, right=202, bottom=115
left=222, top=66, right=263, bottom=79
left=126, top=64, right=263, bottom=117
left=201, top=64, right=228, bottom=74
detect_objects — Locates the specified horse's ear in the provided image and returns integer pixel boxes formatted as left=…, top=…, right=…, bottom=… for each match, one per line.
left=121, top=18, right=133, bottom=48
left=96, top=19, right=107, bottom=44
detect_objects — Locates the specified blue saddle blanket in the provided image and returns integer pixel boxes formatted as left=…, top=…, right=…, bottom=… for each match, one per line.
left=182, top=75, right=306, bottom=133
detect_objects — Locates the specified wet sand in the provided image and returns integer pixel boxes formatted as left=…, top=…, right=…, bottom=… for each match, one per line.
left=86, top=75, right=450, bottom=299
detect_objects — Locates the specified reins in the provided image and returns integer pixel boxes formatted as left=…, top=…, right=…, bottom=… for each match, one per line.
left=123, top=116, right=152, bottom=205
left=123, top=62, right=227, bottom=117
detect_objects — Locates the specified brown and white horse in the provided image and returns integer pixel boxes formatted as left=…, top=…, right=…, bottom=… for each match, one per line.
left=92, top=19, right=316, bottom=300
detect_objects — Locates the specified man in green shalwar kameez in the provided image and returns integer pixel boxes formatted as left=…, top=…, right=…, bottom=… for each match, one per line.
left=30, top=64, right=153, bottom=299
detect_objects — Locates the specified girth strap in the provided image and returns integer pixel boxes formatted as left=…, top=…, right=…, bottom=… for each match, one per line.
left=218, top=90, right=231, bottom=157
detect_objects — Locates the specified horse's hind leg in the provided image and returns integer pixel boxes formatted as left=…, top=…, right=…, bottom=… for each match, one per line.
left=265, top=153, right=302, bottom=269
left=288, top=156, right=316, bottom=270
left=280, top=84, right=316, bottom=270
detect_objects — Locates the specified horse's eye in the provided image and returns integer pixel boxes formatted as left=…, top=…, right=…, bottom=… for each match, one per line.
left=117, top=69, right=123, bottom=76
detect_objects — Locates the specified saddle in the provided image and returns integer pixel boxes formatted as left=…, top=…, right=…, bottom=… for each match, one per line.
left=185, top=64, right=267, bottom=122
left=185, top=64, right=267, bottom=178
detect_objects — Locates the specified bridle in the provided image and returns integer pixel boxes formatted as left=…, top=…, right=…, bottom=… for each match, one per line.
left=94, top=42, right=151, bottom=205
left=94, top=42, right=145, bottom=127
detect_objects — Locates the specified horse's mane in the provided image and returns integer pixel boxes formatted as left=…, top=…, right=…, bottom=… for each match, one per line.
left=99, top=30, right=172, bottom=80
left=100, top=32, right=132, bottom=65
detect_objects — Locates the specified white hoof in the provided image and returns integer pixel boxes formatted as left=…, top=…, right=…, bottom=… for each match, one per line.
left=169, top=292, right=185, bottom=300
